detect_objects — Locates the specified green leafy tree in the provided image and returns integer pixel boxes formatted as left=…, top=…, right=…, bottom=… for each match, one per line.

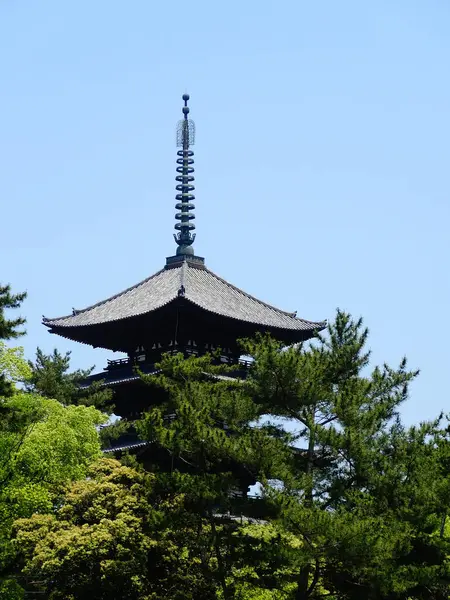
left=0, top=286, right=111, bottom=596
left=0, top=342, right=32, bottom=387
left=14, top=458, right=219, bottom=600
left=14, top=459, right=156, bottom=599
left=0, top=344, right=106, bottom=594
left=0, top=393, right=105, bottom=576
left=13, top=459, right=299, bottom=600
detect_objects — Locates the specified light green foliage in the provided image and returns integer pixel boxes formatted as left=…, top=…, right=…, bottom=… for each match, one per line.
left=0, top=286, right=111, bottom=595
left=0, top=341, right=106, bottom=593
left=8, top=395, right=105, bottom=484
left=0, top=345, right=105, bottom=491
left=0, top=342, right=32, bottom=385
left=0, top=394, right=105, bottom=573
left=14, top=459, right=155, bottom=599
left=226, top=523, right=300, bottom=600
left=13, top=458, right=222, bottom=600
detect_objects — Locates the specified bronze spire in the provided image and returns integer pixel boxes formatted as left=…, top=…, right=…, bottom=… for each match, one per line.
left=174, top=93, right=196, bottom=256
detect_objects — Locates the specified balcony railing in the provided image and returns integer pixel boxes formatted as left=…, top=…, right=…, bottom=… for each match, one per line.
left=106, top=357, right=130, bottom=368
left=106, top=353, right=253, bottom=371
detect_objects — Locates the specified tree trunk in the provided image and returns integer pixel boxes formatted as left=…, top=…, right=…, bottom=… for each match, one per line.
left=296, top=409, right=315, bottom=600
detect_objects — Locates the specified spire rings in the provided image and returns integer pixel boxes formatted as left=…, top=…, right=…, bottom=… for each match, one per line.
left=173, top=94, right=196, bottom=254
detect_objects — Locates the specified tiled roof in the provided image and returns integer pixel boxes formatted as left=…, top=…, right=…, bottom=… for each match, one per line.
left=81, top=364, right=160, bottom=388
left=43, top=259, right=325, bottom=333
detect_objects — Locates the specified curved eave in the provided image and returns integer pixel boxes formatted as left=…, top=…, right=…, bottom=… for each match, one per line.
left=44, top=297, right=325, bottom=351
left=180, top=296, right=326, bottom=336
left=44, top=321, right=116, bottom=351
left=43, top=297, right=325, bottom=333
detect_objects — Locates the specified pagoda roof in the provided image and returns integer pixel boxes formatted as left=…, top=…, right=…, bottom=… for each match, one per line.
left=43, top=258, right=325, bottom=336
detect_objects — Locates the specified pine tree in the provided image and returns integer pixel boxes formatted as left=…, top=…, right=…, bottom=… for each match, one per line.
left=0, top=285, right=26, bottom=398
left=27, top=347, right=113, bottom=412
left=0, top=285, right=26, bottom=341
left=136, top=351, right=293, bottom=599
left=243, top=310, right=450, bottom=599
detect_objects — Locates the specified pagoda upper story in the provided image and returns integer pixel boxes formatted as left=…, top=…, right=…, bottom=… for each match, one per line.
left=43, top=95, right=325, bottom=364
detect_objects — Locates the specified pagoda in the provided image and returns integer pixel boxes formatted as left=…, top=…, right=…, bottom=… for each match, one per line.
left=43, top=94, right=325, bottom=432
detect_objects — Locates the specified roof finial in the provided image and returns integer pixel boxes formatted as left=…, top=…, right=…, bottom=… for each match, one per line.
left=174, top=93, right=196, bottom=256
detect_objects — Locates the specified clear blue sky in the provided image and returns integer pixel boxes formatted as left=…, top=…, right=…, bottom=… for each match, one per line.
left=1, top=0, right=449, bottom=425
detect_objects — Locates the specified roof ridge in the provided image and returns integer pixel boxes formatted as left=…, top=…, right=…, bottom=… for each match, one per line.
left=43, top=266, right=171, bottom=324
left=195, top=264, right=322, bottom=326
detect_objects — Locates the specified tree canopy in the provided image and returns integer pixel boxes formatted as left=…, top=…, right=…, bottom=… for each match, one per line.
left=0, top=286, right=107, bottom=597
left=3, top=297, right=450, bottom=599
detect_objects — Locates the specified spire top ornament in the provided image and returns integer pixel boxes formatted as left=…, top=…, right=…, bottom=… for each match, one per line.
left=174, top=93, right=196, bottom=255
